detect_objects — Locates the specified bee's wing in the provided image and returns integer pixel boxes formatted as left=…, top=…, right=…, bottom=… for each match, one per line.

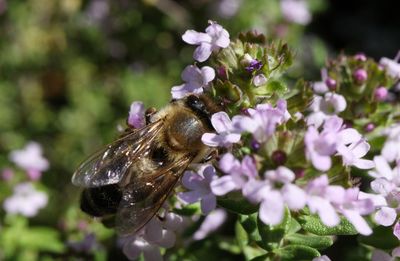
left=72, top=120, right=164, bottom=188
left=115, top=155, right=192, bottom=235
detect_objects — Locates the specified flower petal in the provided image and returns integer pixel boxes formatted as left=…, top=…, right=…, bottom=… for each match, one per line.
left=342, top=209, right=372, bottom=235
left=259, top=191, right=284, bottom=225
left=200, top=193, right=216, bottom=214
left=182, top=30, right=211, bottom=44
left=210, top=176, right=237, bottom=196
left=193, top=43, right=213, bottom=62
left=374, top=207, right=397, bottom=226
left=282, top=184, right=306, bottom=210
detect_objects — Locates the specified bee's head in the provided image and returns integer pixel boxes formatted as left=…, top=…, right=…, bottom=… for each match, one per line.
left=182, top=94, right=221, bottom=130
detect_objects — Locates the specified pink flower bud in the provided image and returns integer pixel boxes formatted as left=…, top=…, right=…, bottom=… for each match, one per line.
left=271, top=150, right=287, bottom=166
left=374, top=86, right=388, bottom=101
left=354, top=53, right=367, bottom=62
left=353, top=68, right=368, bottom=83
left=325, top=78, right=337, bottom=90
left=364, top=123, right=375, bottom=133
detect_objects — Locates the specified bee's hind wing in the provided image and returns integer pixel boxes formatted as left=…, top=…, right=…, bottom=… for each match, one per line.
left=115, top=155, right=192, bottom=235
left=71, top=120, right=164, bottom=188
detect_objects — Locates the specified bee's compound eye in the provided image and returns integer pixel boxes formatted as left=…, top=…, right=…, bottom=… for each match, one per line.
left=186, top=95, right=205, bottom=112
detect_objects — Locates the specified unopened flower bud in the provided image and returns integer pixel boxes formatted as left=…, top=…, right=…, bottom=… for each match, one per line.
left=251, top=139, right=261, bottom=151
left=364, top=123, right=375, bottom=133
left=353, top=68, right=368, bottom=83
left=325, top=78, right=337, bottom=91
left=354, top=53, right=367, bottom=62
left=374, top=86, right=388, bottom=101
left=271, top=150, right=287, bottom=165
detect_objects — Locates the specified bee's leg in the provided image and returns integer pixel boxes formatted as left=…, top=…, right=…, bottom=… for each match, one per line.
left=145, top=107, right=157, bottom=124
left=200, top=149, right=219, bottom=163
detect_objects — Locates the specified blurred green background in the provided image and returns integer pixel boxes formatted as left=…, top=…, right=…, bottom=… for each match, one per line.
left=0, top=0, right=399, bottom=260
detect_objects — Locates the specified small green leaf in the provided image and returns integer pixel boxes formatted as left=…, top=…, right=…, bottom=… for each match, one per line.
left=217, top=192, right=258, bottom=215
left=239, top=214, right=262, bottom=243
left=275, top=245, right=320, bottom=261
left=257, top=208, right=290, bottom=251
left=249, top=253, right=269, bottom=261
left=359, top=226, right=399, bottom=250
left=287, top=218, right=302, bottom=234
left=299, top=214, right=358, bottom=235
left=285, top=234, right=333, bottom=250
left=266, top=80, right=287, bottom=96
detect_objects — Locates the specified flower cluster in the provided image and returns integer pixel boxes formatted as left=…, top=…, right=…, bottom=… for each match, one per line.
left=121, top=22, right=400, bottom=260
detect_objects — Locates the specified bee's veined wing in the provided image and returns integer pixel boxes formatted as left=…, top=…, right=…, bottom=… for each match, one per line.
left=115, top=155, right=192, bottom=235
left=72, top=120, right=164, bottom=188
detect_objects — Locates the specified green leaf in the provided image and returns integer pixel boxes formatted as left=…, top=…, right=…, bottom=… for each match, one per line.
left=265, top=80, right=287, bottom=96
left=275, top=245, right=320, bottom=261
left=285, top=234, right=333, bottom=250
left=257, top=208, right=290, bottom=251
left=217, top=192, right=258, bottom=215
left=249, top=254, right=269, bottom=261
left=20, top=227, right=66, bottom=253
left=239, top=214, right=262, bottom=243
left=298, top=214, right=358, bottom=236
left=359, top=226, right=399, bottom=250
left=287, top=218, right=302, bottom=234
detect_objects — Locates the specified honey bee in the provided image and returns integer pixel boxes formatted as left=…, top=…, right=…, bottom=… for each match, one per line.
left=72, top=94, right=220, bottom=235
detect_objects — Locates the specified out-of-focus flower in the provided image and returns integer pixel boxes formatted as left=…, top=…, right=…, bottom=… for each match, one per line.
left=211, top=153, right=257, bottom=196
left=1, top=168, right=14, bottom=181
left=372, top=247, right=400, bottom=261
left=353, top=68, right=368, bottom=83
left=178, top=165, right=217, bottom=214
left=374, top=86, right=389, bottom=101
left=122, top=213, right=182, bottom=261
left=193, top=209, right=227, bottom=240
left=280, top=0, right=312, bottom=25
left=216, top=0, right=242, bottom=18
left=380, top=52, right=400, bottom=78
left=313, top=255, right=332, bottom=261
left=182, top=22, right=230, bottom=62
left=354, top=53, right=367, bottom=62
left=368, top=156, right=400, bottom=227
left=313, top=68, right=336, bottom=94
left=171, top=65, right=215, bottom=99
left=337, top=138, right=374, bottom=169
left=202, top=112, right=241, bottom=147
left=0, top=0, right=6, bottom=15
left=381, top=124, right=400, bottom=162
left=68, top=233, right=98, bottom=253
left=3, top=182, right=48, bottom=217
left=128, top=101, right=145, bottom=128
left=9, top=142, right=49, bottom=180
left=233, top=100, right=290, bottom=143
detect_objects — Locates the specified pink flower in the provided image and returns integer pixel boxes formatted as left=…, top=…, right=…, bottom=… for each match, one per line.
left=9, top=142, right=49, bottom=180
left=171, top=65, right=215, bottom=99
left=379, top=52, right=400, bottom=78
left=193, top=209, right=227, bottom=240
left=255, top=167, right=306, bottom=226
left=178, top=165, right=217, bottom=214
left=372, top=247, right=400, bottom=261
left=305, top=175, right=373, bottom=235
left=182, top=21, right=230, bottom=62
left=3, top=182, right=48, bottom=217
left=128, top=101, right=145, bottom=128
left=280, top=0, right=312, bottom=25
left=232, top=100, right=290, bottom=143
left=210, top=153, right=257, bottom=196
left=202, top=112, right=241, bottom=147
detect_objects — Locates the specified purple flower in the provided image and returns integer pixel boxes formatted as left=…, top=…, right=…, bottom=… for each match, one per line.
left=178, top=165, right=217, bottom=214
left=3, top=182, right=48, bottom=217
left=354, top=53, right=367, bottom=62
left=211, top=153, right=258, bottom=196
left=305, top=116, right=373, bottom=171
left=128, top=101, right=145, bottom=128
left=380, top=52, right=400, bottom=78
left=241, top=54, right=263, bottom=72
left=353, top=68, right=368, bottom=82
left=306, top=93, right=346, bottom=127
left=9, top=142, right=49, bottom=180
left=202, top=112, right=241, bottom=147
left=122, top=211, right=183, bottom=261
left=305, top=175, right=373, bottom=235
left=232, top=100, right=290, bottom=143
left=182, top=21, right=230, bottom=62
left=313, top=256, right=332, bottom=261
left=171, top=65, right=215, bottom=99
left=381, top=124, right=400, bottom=162
left=68, top=233, right=99, bottom=253
left=372, top=247, right=400, bottom=261
left=193, top=209, right=227, bottom=240
left=255, top=167, right=306, bottom=225
left=374, top=86, right=388, bottom=101
left=313, top=68, right=332, bottom=94
left=280, top=0, right=311, bottom=25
